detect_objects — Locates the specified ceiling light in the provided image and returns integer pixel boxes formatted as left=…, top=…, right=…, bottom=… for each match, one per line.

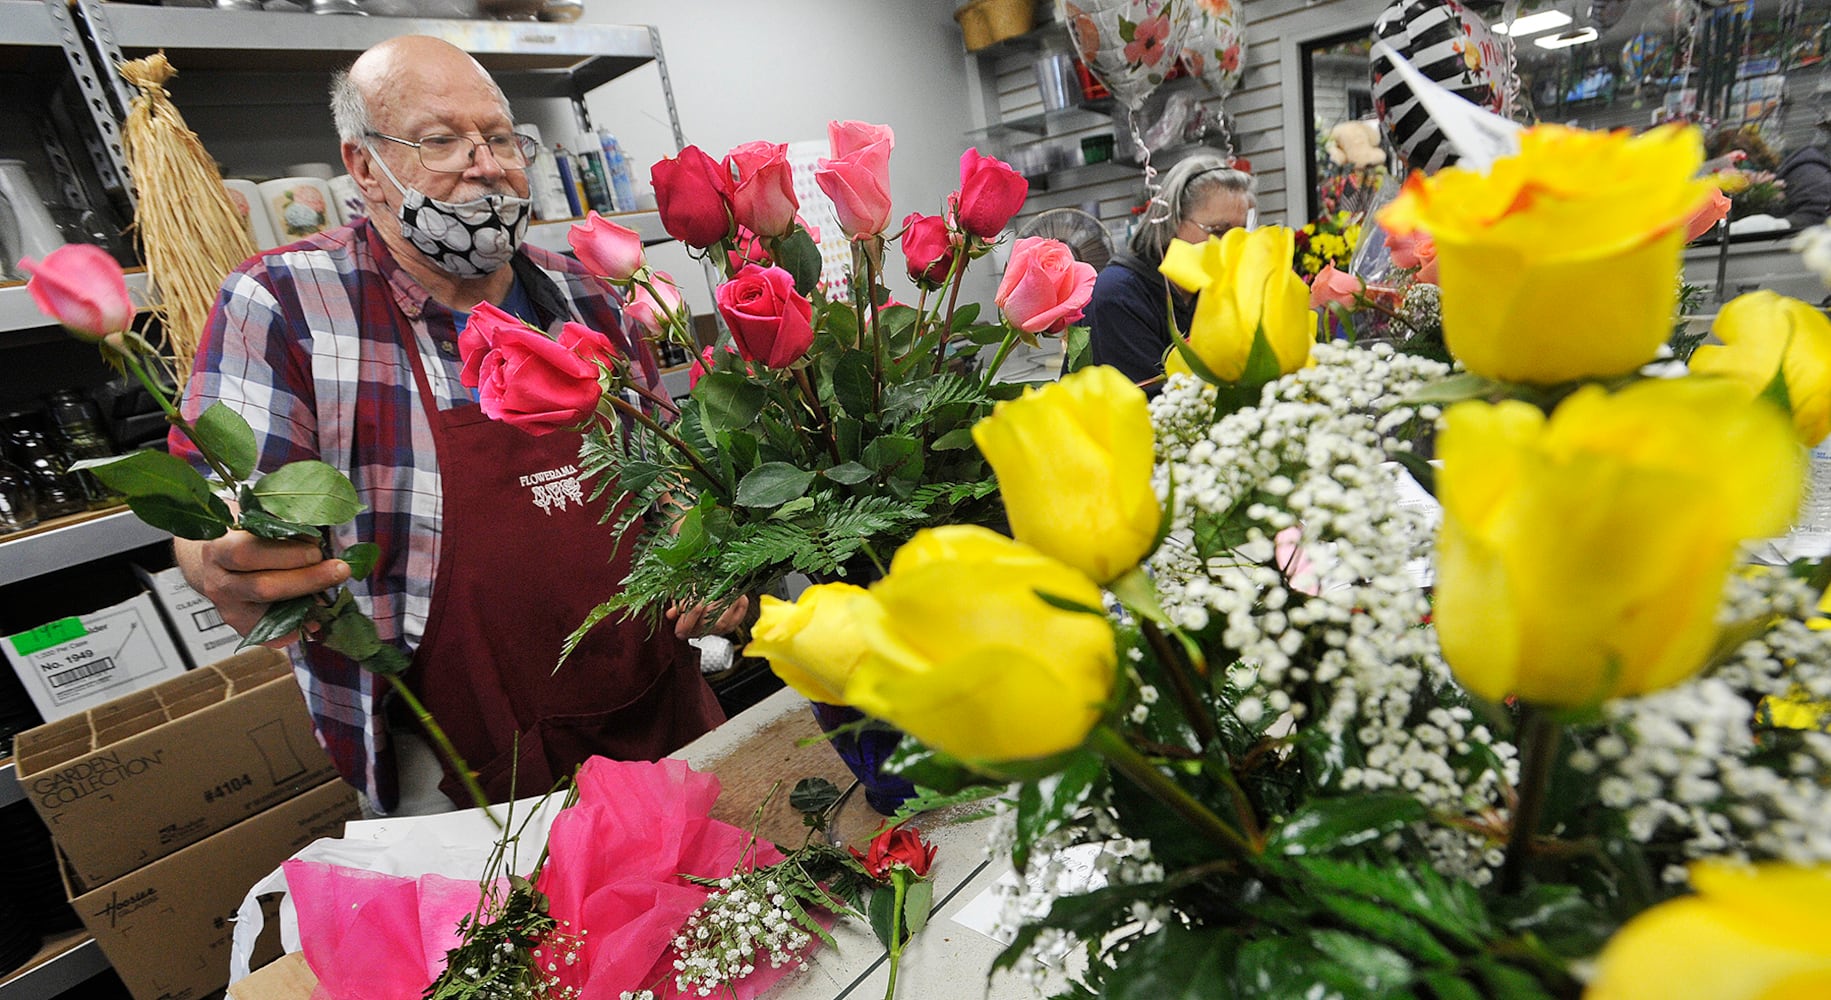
left=1494, top=9, right=1573, bottom=36
left=1534, top=26, right=1599, bottom=48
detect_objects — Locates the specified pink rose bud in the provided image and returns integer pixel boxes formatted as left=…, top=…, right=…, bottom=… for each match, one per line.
left=651, top=145, right=733, bottom=249
left=1383, top=226, right=1439, bottom=284
left=1308, top=263, right=1362, bottom=310
left=815, top=120, right=895, bottom=240
left=20, top=244, right=135, bottom=341
left=995, top=236, right=1096, bottom=335
left=568, top=211, right=646, bottom=282
left=726, top=140, right=800, bottom=240
left=687, top=343, right=744, bottom=389
left=727, top=225, right=773, bottom=273
left=459, top=307, right=604, bottom=435
left=953, top=148, right=1028, bottom=239
left=714, top=264, right=815, bottom=369
left=1684, top=187, right=1732, bottom=243
left=557, top=320, right=623, bottom=372
left=626, top=271, right=687, bottom=336
left=899, top=212, right=957, bottom=287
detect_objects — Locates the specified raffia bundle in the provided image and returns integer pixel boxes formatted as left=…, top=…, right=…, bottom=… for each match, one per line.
left=118, top=52, right=255, bottom=388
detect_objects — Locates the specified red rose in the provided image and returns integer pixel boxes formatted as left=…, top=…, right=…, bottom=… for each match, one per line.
left=725, top=140, right=799, bottom=239
left=651, top=145, right=732, bottom=249
left=849, top=825, right=936, bottom=880
left=899, top=212, right=957, bottom=287
left=458, top=302, right=602, bottom=435
left=815, top=120, right=895, bottom=240
left=714, top=264, right=815, bottom=369
left=995, top=236, right=1096, bottom=334
left=567, top=211, right=645, bottom=282
left=20, top=244, right=134, bottom=341
left=688, top=343, right=745, bottom=389
left=953, top=148, right=1028, bottom=239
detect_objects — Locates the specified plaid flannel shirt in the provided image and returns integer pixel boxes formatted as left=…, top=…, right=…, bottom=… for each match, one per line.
left=173, top=218, right=657, bottom=809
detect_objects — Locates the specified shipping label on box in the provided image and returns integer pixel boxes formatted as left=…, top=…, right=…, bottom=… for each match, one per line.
left=3, top=593, right=189, bottom=723
left=15, top=647, right=341, bottom=893
left=135, top=564, right=241, bottom=670
left=68, top=779, right=361, bottom=1000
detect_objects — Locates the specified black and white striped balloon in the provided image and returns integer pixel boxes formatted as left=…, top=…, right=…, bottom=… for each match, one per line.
left=1370, top=0, right=1509, bottom=173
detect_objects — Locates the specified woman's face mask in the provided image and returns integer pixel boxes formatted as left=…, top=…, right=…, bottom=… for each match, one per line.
left=370, top=150, right=531, bottom=278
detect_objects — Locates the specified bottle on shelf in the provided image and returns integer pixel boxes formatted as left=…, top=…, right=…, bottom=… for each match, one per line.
left=574, top=148, right=615, bottom=215
left=597, top=130, right=637, bottom=212
left=518, top=124, right=573, bottom=222
left=47, top=389, right=121, bottom=509
left=553, top=146, right=586, bottom=218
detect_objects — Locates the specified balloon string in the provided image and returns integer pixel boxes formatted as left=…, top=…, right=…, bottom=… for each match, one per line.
left=1131, top=107, right=1174, bottom=229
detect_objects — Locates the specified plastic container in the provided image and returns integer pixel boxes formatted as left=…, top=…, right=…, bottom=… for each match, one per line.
left=597, top=131, right=637, bottom=212
left=1034, top=52, right=1079, bottom=111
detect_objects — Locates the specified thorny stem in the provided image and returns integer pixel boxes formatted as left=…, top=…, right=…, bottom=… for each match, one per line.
left=934, top=248, right=968, bottom=371
left=793, top=367, right=842, bottom=464
left=600, top=393, right=724, bottom=490
left=882, top=869, right=909, bottom=1000
left=105, top=339, right=239, bottom=488
left=1501, top=705, right=1560, bottom=893
left=1089, top=725, right=1255, bottom=858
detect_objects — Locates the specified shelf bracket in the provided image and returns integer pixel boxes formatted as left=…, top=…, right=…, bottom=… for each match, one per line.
left=647, top=25, right=687, bottom=154
left=46, top=0, right=133, bottom=208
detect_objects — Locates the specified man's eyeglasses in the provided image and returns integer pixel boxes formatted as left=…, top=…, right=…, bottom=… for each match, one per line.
left=366, top=131, right=540, bottom=173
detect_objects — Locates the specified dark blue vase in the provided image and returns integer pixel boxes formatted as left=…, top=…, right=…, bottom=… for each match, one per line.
left=809, top=701, right=917, bottom=815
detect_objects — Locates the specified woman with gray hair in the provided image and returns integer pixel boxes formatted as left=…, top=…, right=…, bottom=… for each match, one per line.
left=1087, top=153, right=1255, bottom=387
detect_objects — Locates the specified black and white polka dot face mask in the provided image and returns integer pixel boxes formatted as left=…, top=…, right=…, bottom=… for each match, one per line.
left=371, top=151, right=532, bottom=278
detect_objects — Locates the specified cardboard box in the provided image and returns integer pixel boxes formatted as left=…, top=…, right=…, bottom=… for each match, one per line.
left=3, top=593, right=189, bottom=723
left=135, top=564, right=241, bottom=671
left=14, top=647, right=340, bottom=893
left=69, top=779, right=360, bottom=1000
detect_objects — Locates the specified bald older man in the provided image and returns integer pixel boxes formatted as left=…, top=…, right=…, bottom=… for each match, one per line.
left=172, top=36, right=728, bottom=814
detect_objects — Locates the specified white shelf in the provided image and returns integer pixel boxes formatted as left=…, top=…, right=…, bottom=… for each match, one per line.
left=0, top=509, right=171, bottom=588
left=0, top=272, right=153, bottom=338
left=0, top=934, right=109, bottom=1000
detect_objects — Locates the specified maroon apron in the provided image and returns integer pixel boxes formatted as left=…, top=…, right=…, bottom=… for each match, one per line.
left=400, top=320, right=724, bottom=805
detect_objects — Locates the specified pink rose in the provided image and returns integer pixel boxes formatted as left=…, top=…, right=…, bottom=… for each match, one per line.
left=1684, top=187, right=1732, bottom=243
left=900, top=212, right=958, bottom=287
left=556, top=320, right=622, bottom=372
left=1309, top=263, right=1362, bottom=310
left=995, top=236, right=1096, bottom=335
left=726, top=225, right=773, bottom=273
left=1384, top=226, right=1439, bottom=284
left=458, top=302, right=603, bottom=435
left=953, top=148, right=1028, bottom=239
left=625, top=271, right=686, bottom=337
left=815, top=120, right=895, bottom=239
left=568, top=211, right=645, bottom=282
left=20, top=244, right=135, bottom=341
left=725, top=140, right=799, bottom=239
left=651, top=145, right=732, bottom=249
left=714, top=264, right=815, bottom=369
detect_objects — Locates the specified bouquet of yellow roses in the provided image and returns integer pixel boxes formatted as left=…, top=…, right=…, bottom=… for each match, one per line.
left=745, top=123, right=1831, bottom=998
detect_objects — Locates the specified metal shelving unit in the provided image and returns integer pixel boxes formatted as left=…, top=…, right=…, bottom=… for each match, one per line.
left=0, top=272, right=151, bottom=337
left=0, top=508, right=170, bottom=589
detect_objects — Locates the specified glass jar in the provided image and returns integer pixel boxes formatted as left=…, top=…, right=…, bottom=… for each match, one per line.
left=46, top=390, right=120, bottom=509
left=0, top=458, right=37, bottom=533
left=6, top=429, right=86, bottom=520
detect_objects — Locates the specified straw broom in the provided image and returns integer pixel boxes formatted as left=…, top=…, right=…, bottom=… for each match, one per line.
left=118, top=52, right=256, bottom=390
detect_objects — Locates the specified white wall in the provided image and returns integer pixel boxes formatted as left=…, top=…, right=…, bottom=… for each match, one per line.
left=576, top=0, right=1000, bottom=312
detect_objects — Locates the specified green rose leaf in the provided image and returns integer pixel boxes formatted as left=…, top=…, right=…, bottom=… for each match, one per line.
left=321, top=605, right=383, bottom=661
left=658, top=504, right=708, bottom=567
left=1405, top=372, right=1499, bottom=405
left=736, top=462, right=815, bottom=508
left=127, top=493, right=233, bottom=540
left=788, top=777, right=843, bottom=819
left=948, top=302, right=981, bottom=331
left=831, top=352, right=875, bottom=419
left=339, top=542, right=381, bottom=580
left=251, top=461, right=364, bottom=526
left=774, top=228, right=824, bottom=298
left=1103, top=925, right=1236, bottom=1000
left=78, top=448, right=219, bottom=502
left=238, top=507, right=322, bottom=541
left=698, top=371, right=768, bottom=434
left=902, top=876, right=934, bottom=937
left=879, top=305, right=919, bottom=356
left=1267, top=794, right=1428, bottom=856
left=868, top=883, right=902, bottom=948
left=1061, top=326, right=1092, bottom=373
left=241, top=594, right=318, bottom=648
left=362, top=643, right=412, bottom=677
left=930, top=428, right=976, bottom=451
left=822, top=461, right=874, bottom=485
left=191, top=402, right=259, bottom=481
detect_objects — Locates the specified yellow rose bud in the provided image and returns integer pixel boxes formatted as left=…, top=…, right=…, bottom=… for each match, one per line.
left=844, top=526, right=1116, bottom=764
left=1584, top=862, right=1831, bottom=1000
left=744, top=584, right=885, bottom=704
left=1380, top=124, right=1716, bottom=384
left=972, top=365, right=1160, bottom=583
left=1433, top=378, right=1800, bottom=706
left=1689, top=290, right=1831, bottom=447
left=1159, top=227, right=1316, bottom=382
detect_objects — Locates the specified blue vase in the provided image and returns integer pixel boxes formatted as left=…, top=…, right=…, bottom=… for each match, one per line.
left=809, top=701, right=917, bottom=815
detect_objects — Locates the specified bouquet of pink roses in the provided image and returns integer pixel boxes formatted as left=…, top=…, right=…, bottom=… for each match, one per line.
left=459, top=121, right=1097, bottom=633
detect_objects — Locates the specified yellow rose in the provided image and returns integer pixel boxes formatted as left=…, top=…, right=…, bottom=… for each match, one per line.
left=1379, top=124, right=1715, bottom=384
left=1689, top=290, right=1831, bottom=447
left=1159, top=226, right=1316, bottom=382
left=1584, top=862, right=1831, bottom=1000
left=744, top=583, right=884, bottom=704
left=1433, top=378, right=1800, bottom=706
left=844, top=526, right=1116, bottom=764
left=972, top=365, right=1160, bottom=583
